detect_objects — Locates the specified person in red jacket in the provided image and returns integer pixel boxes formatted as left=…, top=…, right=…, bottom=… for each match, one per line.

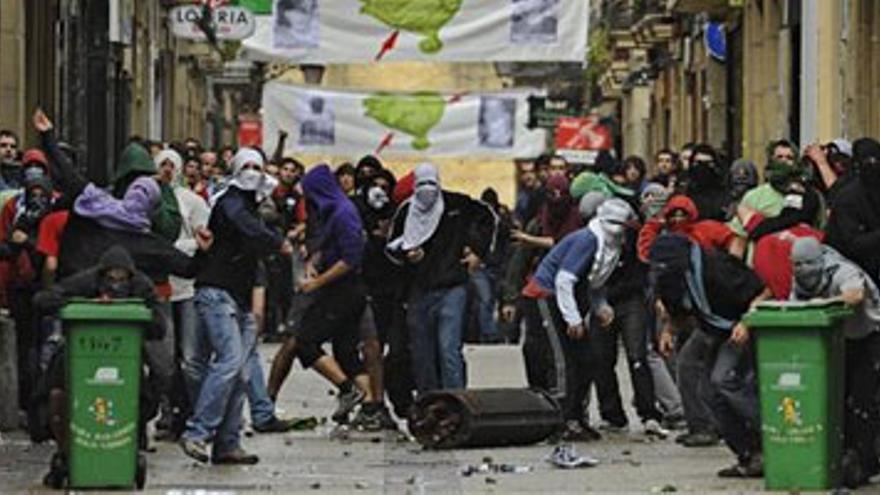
left=737, top=207, right=824, bottom=300
left=638, top=195, right=743, bottom=263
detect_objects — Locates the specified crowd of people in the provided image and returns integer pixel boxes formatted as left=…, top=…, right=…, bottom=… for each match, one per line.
left=2, top=108, right=880, bottom=488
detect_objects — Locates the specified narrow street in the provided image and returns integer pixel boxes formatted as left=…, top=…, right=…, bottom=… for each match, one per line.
left=3, top=344, right=759, bottom=493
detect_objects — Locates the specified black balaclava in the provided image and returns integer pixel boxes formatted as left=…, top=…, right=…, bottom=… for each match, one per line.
left=854, top=138, right=880, bottom=195
left=649, top=233, right=694, bottom=317
left=96, top=245, right=136, bottom=298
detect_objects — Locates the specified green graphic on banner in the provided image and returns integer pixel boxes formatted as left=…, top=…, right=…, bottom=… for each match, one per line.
left=359, top=0, right=464, bottom=53
left=236, top=0, right=272, bottom=15
left=363, top=92, right=447, bottom=150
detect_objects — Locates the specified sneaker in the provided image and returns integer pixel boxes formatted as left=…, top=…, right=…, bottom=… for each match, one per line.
left=253, top=417, right=298, bottom=434
left=546, top=444, right=600, bottom=469
left=350, top=408, right=381, bottom=432
left=561, top=420, right=602, bottom=442
left=681, top=431, right=719, bottom=448
left=42, top=452, right=67, bottom=489
left=643, top=419, right=670, bottom=439
left=180, top=438, right=210, bottom=463
left=211, top=448, right=259, bottom=465
left=717, top=455, right=762, bottom=478
left=332, top=387, right=365, bottom=424
left=661, top=414, right=688, bottom=431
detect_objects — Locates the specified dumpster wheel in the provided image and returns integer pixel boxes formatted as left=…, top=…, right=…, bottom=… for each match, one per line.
left=136, top=453, right=147, bottom=490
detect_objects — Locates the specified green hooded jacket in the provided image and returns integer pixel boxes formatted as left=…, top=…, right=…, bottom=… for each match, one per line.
left=569, top=171, right=635, bottom=200
left=112, top=143, right=182, bottom=243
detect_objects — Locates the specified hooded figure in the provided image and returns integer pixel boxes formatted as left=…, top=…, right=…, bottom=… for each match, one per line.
left=854, top=138, right=880, bottom=202
left=570, top=170, right=635, bottom=200
left=359, top=168, right=397, bottom=222
left=112, top=143, right=158, bottom=197
left=355, top=155, right=383, bottom=193
left=639, top=182, right=669, bottom=219
left=12, top=174, right=53, bottom=234
left=579, top=191, right=608, bottom=222
left=400, top=163, right=445, bottom=251
left=156, top=148, right=211, bottom=301
left=301, top=164, right=364, bottom=271
left=113, top=143, right=182, bottom=242
left=727, top=159, right=758, bottom=203
left=539, top=174, right=583, bottom=241
left=789, top=236, right=880, bottom=487
left=637, top=195, right=735, bottom=263
left=155, top=149, right=184, bottom=187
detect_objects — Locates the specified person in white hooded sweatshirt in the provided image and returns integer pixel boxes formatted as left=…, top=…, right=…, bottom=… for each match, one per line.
left=387, top=163, right=497, bottom=393
left=521, top=198, right=635, bottom=439
left=153, top=148, right=211, bottom=440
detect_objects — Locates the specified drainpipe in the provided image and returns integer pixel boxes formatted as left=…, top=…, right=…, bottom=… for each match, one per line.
left=799, top=0, right=818, bottom=147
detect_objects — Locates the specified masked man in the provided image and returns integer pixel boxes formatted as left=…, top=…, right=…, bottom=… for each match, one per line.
left=387, top=163, right=496, bottom=393
left=789, top=237, right=880, bottom=488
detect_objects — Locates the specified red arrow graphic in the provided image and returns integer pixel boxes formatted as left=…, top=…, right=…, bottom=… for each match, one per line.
left=375, top=132, right=394, bottom=155
left=375, top=30, right=400, bottom=61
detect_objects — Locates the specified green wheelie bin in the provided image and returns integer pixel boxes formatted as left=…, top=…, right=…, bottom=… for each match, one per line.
left=744, top=300, right=852, bottom=491
left=61, top=299, right=152, bottom=490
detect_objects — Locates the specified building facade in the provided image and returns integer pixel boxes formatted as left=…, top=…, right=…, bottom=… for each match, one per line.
left=597, top=0, right=880, bottom=172
left=0, top=0, right=258, bottom=184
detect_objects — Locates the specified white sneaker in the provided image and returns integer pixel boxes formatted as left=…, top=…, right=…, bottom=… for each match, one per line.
left=644, top=419, right=670, bottom=439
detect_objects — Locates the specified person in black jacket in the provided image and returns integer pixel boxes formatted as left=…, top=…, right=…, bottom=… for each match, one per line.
left=179, top=148, right=292, bottom=465
left=386, top=163, right=496, bottom=393
left=652, top=234, right=770, bottom=479
left=350, top=167, right=411, bottom=429
left=34, top=245, right=166, bottom=488
left=826, top=138, right=880, bottom=285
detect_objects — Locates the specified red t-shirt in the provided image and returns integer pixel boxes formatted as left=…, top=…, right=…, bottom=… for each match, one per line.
left=36, top=210, right=70, bottom=258
left=747, top=214, right=824, bottom=300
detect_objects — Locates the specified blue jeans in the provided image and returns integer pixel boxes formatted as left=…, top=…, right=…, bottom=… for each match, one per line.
left=470, top=268, right=501, bottom=342
left=246, top=337, right=276, bottom=427
left=181, top=287, right=254, bottom=455
left=407, top=284, right=468, bottom=392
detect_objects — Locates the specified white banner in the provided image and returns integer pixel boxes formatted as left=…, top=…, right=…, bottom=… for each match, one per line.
left=243, top=0, right=588, bottom=63
left=262, top=81, right=547, bottom=158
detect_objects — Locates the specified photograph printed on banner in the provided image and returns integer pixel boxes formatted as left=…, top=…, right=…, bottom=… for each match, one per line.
left=478, top=97, right=516, bottom=149
left=510, top=0, right=559, bottom=43
left=273, top=0, right=319, bottom=49
left=299, top=95, right=335, bottom=146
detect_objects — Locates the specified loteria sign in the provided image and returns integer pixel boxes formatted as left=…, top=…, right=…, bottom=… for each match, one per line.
left=170, top=4, right=257, bottom=41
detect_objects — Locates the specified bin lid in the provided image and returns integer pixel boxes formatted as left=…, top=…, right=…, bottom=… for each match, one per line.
left=743, top=299, right=852, bottom=329
left=60, top=298, right=152, bottom=322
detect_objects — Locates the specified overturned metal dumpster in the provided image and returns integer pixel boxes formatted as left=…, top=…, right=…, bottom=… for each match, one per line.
left=410, top=388, right=563, bottom=449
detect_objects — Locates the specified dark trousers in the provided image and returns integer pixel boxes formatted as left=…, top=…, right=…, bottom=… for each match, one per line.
left=525, top=297, right=593, bottom=422
left=709, top=338, right=761, bottom=462
left=676, top=326, right=719, bottom=434
left=680, top=329, right=760, bottom=461
left=369, top=289, right=415, bottom=418
left=844, top=333, right=880, bottom=475
left=590, top=297, right=662, bottom=425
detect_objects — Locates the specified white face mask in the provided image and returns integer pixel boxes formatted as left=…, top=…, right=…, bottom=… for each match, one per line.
left=236, top=168, right=264, bottom=191
left=600, top=219, right=626, bottom=238
left=367, top=186, right=389, bottom=210
left=414, top=186, right=439, bottom=211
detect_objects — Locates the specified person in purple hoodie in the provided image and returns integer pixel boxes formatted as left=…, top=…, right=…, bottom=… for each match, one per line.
left=293, top=164, right=372, bottom=424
